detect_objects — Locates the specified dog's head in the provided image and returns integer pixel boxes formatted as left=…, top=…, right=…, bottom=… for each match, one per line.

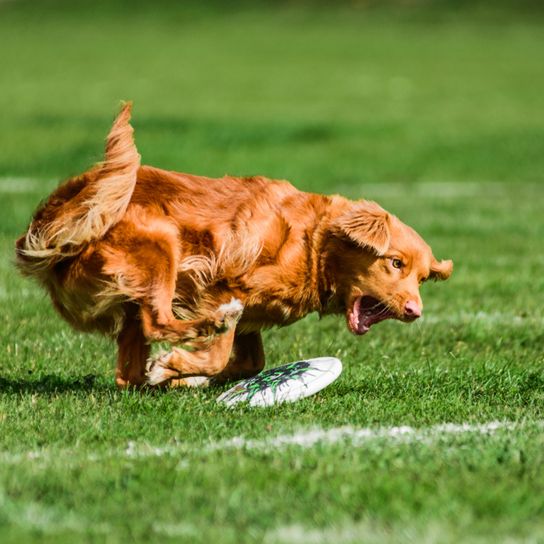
left=325, top=200, right=452, bottom=335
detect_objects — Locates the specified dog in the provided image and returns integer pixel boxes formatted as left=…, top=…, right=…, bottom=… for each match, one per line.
left=16, top=103, right=453, bottom=389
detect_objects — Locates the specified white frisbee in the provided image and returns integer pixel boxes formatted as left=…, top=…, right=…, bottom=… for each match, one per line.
left=216, top=356, right=342, bottom=407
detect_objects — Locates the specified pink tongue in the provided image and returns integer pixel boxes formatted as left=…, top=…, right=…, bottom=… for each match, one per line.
left=349, top=297, right=361, bottom=331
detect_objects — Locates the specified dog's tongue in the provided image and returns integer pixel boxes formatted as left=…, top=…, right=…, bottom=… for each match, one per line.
left=348, top=296, right=362, bottom=333
left=349, top=296, right=371, bottom=335
left=349, top=295, right=391, bottom=335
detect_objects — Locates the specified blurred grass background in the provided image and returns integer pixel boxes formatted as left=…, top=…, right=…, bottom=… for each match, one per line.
left=1, top=0, right=543, bottom=191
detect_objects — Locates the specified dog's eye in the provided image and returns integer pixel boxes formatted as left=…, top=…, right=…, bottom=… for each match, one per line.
left=391, top=258, right=403, bottom=269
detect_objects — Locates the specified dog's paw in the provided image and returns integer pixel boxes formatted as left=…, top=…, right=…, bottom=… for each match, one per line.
left=146, top=350, right=211, bottom=388
left=213, top=298, right=244, bottom=333
left=146, top=350, right=176, bottom=386
left=168, top=376, right=210, bottom=389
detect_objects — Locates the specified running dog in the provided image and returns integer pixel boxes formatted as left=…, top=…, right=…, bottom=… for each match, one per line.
left=16, top=103, right=452, bottom=388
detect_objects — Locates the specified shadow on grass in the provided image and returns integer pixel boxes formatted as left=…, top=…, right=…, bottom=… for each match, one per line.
left=0, top=374, right=224, bottom=396
left=0, top=374, right=112, bottom=394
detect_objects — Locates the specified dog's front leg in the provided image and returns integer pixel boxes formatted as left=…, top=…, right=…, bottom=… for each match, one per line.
left=145, top=299, right=244, bottom=387
left=212, top=331, right=266, bottom=384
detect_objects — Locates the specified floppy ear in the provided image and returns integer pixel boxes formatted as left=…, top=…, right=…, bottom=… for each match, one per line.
left=334, top=200, right=391, bottom=256
left=430, top=258, right=453, bottom=281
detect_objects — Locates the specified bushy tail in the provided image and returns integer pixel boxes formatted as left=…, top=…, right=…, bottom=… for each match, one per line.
left=16, top=102, right=141, bottom=274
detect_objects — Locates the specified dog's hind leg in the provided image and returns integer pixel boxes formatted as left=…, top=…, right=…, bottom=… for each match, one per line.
left=115, top=304, right=150, bottom=388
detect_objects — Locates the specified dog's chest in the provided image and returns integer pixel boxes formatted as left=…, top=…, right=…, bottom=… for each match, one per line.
left=237, top=295, right=311, bottom=333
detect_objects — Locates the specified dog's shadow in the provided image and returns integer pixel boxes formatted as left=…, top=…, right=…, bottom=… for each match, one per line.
left=0, top=375, right=223, bottom=395
left=0, top=374, right=110, bottom=394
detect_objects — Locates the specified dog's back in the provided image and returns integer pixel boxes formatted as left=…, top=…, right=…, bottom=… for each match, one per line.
left=15, top=104, right=320, bottom=336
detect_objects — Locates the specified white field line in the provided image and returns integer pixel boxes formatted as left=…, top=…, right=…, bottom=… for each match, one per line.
left=264, top=521, right=433, bottom=544
left=262, top=520, right=515, bottom=544
left=0, top=177, right=55, bottom=194
left=0, top=420, right=541, bottom=536
left=0, top=286, right=39, bottom=300
left=421, top=311, right=544, bottom=326
left=0, top=489, right=110, bottom=535
left=1, top=177, right=535, bottom=200
left=200, top=420, right=542, bottom=453
left=1, top=420, right=542, bottom=468
left=0, top=177, right=479, bottom=195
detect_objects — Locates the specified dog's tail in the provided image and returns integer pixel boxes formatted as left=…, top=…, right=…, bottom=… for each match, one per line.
left=16, top=102, right=140, bottom=275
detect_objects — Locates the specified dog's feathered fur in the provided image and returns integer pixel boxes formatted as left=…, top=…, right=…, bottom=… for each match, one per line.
left=16, top=103, right=452, bottom=388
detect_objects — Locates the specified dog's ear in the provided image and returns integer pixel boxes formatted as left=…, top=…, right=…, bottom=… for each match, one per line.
left=430, top=258, right=453, bottom=281
left=334, top=200, right=391, bottom=255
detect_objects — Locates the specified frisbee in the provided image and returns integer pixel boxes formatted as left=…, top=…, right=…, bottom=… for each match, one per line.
left=216, top=356, right=342, bottom=407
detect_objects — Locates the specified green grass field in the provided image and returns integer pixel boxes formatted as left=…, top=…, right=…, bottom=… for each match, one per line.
left=1, top=1, right=544, bottom=542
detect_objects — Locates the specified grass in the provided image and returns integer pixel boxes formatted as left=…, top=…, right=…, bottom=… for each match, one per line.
left=1, top=1, right=544, bottom=185
left=1, top=1, right=543, bottom=542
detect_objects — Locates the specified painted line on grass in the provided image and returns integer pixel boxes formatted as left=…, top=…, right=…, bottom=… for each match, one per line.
left=0, top=177, right=54, bottom=194
left=6, top=420, right=535, bottom=535
left=0, top=286, right=40, bottom=300
left=421, top=311, right=544, bottom=326
left=2, top=177, right=538, bottom=200
left=198, top=419, right=543, bottom=454
left=0, top=489, right=110, bottom=536
left=2, top=419, right=542, bottom=467
left=262, top=520, right=455, bottom=544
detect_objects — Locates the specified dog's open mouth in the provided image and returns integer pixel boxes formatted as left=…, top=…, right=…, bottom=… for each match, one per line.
left=347, top=295, right=396, bottom=335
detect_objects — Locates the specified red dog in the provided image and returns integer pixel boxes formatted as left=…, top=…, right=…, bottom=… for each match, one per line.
left=16, top=103, right=452, bottom=388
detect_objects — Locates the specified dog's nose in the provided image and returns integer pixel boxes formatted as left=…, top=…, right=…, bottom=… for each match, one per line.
left=404, top=300, right=422, bottom=320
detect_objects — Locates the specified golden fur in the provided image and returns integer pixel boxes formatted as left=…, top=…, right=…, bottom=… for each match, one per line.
left=16, top=103, right=452, bottom=388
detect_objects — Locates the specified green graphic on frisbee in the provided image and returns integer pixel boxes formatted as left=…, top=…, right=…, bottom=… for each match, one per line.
left=216, top=357, right=342, bottom=407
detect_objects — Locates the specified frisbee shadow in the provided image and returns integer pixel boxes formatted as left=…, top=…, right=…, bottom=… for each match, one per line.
left=0, top=374, right=110, bottom=395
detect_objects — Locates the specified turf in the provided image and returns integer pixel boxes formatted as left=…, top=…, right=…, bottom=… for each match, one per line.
left=1, top=1, right=543, bottom=542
